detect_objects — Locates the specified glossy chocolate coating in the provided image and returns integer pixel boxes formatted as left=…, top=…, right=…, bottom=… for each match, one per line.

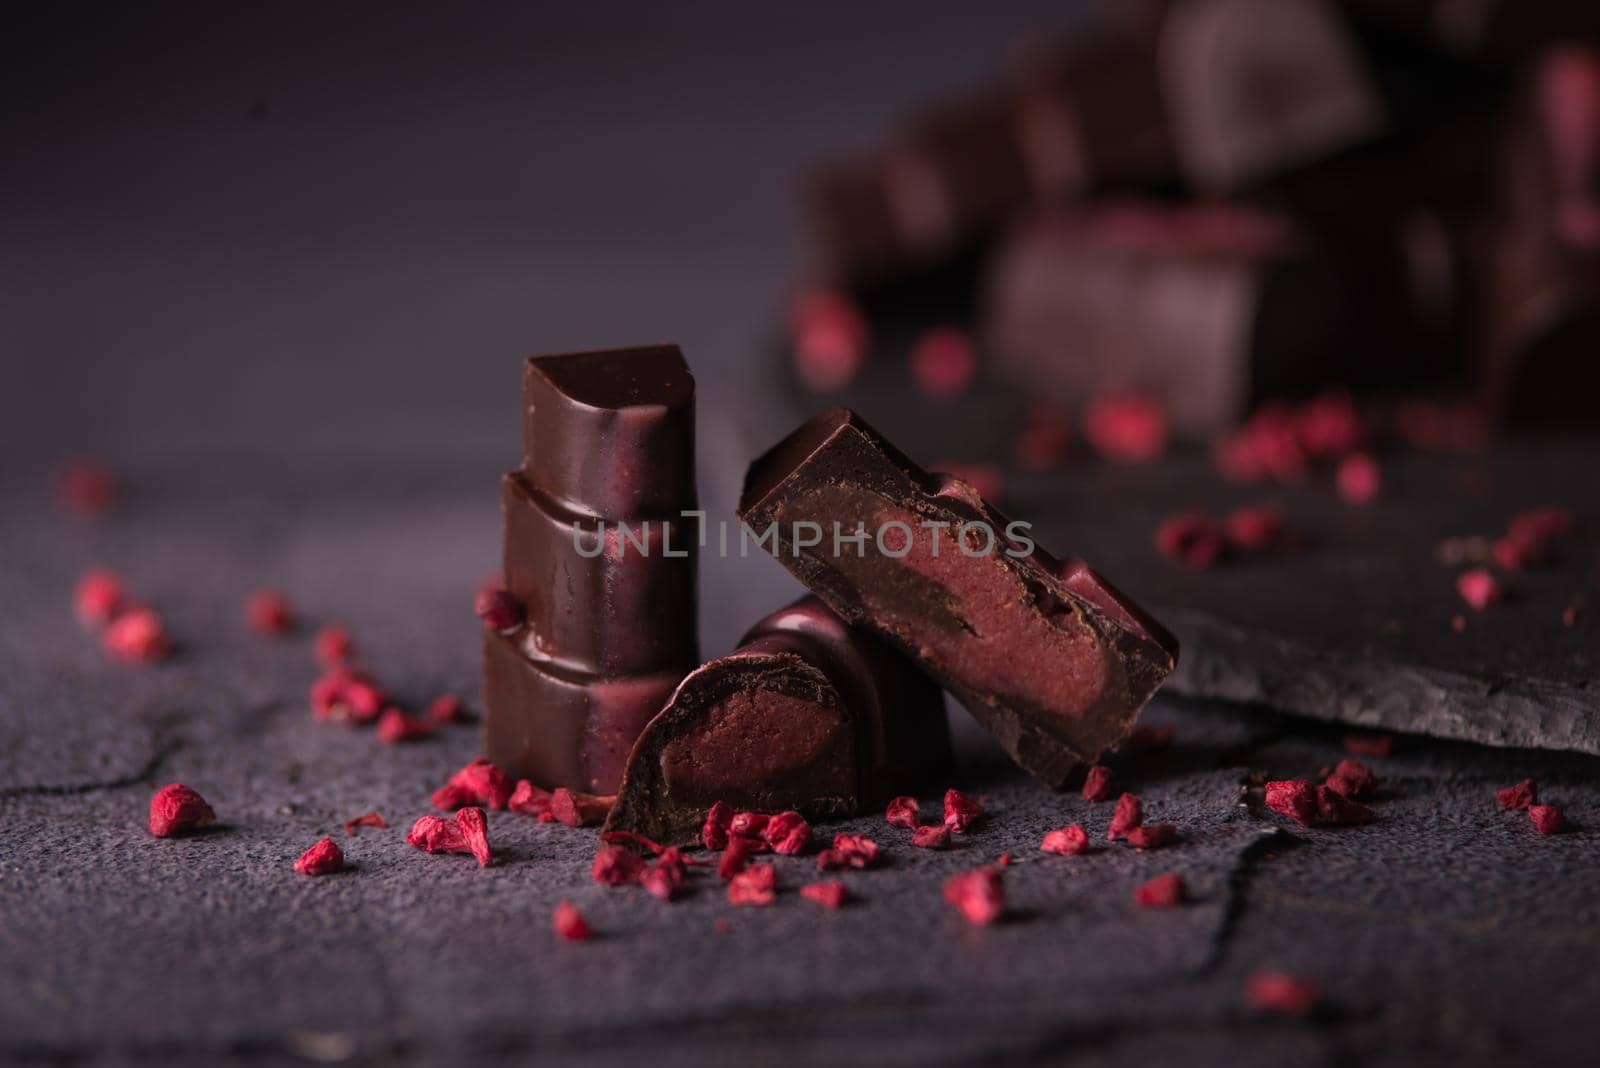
left=739, top=408, right=1178, bottom=788
left=603, top=596, right=951, bottom=848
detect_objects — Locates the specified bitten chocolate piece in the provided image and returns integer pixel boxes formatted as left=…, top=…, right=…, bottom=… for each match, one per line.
left=603, top=596, right=951, bottom=848
left=738, top=409, right=1178, bottom=788
left=485, top=344, right=699, bottom=793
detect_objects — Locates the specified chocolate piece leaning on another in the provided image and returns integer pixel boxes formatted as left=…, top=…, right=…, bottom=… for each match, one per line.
left=738, top=408, right=1178, bottom=788
left=603, top=596, right=952, bottom=849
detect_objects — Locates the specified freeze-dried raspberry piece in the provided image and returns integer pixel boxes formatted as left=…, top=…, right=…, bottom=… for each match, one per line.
left=1344, top=734, right=1392, bottom=759
left=314, top=625, right=355, bottom=667
left=911, top=824, right=951, bottom=850
left=791, top=290, right=868, bottom=393
left=763, top=811, right=812, bottom=855
left=407, top=814, right=466, bottom=854
left=550, top=788, right=613, bottom=827
left=1335, top=453, right=1382, bottom=505
left=1508, top=507, right=1577, bottom=546
left=474, top=587, right=524, bottom=631
left=1214, top=406, right=1307, bottom=483
left=552, top=901, right=591, bottom=941
left=430, top=782, right=476, bottom=811
left=245, top=590, right=296, bottom=636
left=508, top=779, right=552, bottom=816
left=1294, top=390, right=1363, bottom=460
left=427, top=694, right=467, bottom=723
left=1107, top=793, right=1143, bottom=840
left=1155, top=512, right=1226, bottom=569
left=1084, top=394, right=1168, bottom=464
left=1247, top=971, right=1319, bottom=1015
left=1323, top=759, right=1377, bottom=800
left=343, top=811, right=387, bottom=836
left=454, top=806, right=493, bottom=866
left=104, top=609, right=172, bottom=664
left=1529, top=804, right=1566, bottom=835
left=1496, top=779, right=1538, bottom=810
left=944, top=867, right=1005, bottom=925
left=728, top=863, right=778, bottom=906
left=1314, top=786, right=1373, bottom=826
left=74, top=569, right=126, bottom=627
left=435, top=758, right=513, bottom=811
left=376, top=708, right=434, bottom=743
left=1134, top=872, right=1186, bottom=908
left=800, top=881, right=850, bottom=909
left=1081, top=765, right=1116, bottom=803
left=1125, top=824, right=1178, bottom=850
left=1040, top=825, right=1089, bottom=856
left=885, top=796, right=920, bottom=830
left=719, top=836, right=761, bottom=880
left=911, top=326, right=978, bottom=398
left=1457, top=568, right=1502, bottom=611
left=728, top=811, right=770, bottom=838
left=943, top=789, right=983, bottom=833
left=818, top=834, right=881, bottom=871
left=1492, top=535, right=1540, bottom=571
left=148, top=784, right=215, bottom=838
left=702, top=800, right=732, bottom=851
left=294, top=837, right=344, bottom=875
left=593, top=845, right=646, bottom=887
left=1264, top=780, right=1317, bottom=826
left=641, top=849, right=689, bottom=901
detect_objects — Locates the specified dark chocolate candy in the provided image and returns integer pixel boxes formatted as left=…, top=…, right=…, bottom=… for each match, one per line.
left=486, top=344, right=699, bottom=793
left=738, top=408, right=1178, bottom=788
left=602, top=596, right=951, bottom=848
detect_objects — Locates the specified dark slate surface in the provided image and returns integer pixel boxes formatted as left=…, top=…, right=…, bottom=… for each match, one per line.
left=4, top=464, right=1600, bottom=1066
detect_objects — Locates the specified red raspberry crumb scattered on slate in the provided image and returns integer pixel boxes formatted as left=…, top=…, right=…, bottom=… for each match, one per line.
left=642, top=850, right=689, bottom=901
left=1265, top=780, right=1318, bottom=826
left=508, top=780, right=552, bottom=817
left=800, top=881, right=850, bottom=909
left=1456, top=568, right=1502, bottom=611
left=314, top=624, right=355, bottom=667
left=1496, top=779, right=1538, bottom=809
left=433, top=758, right=514, bottom=811
left=550, top=788, right=613, bottom=827
left=910, top=326, right=978, bottom=398
left=245, top=590, right=296, bottom=635
left=1314, top=786, right=1374, bottom=826
left=427, top=694, right=467, bottom=723
left=1107, top=793, right=1143, bottom=840
left=1323, top=759, right=1377, bottom=799
left=552, top=901, right=591, bottom=941
left=1125, top=824, right=1179, bottom=850
left=912, top=824, right=952, bottom=850
left=943, top=789, right=984, bottom=833
left=1155, top=512, right=1226, bottom=569
left=104, top=609, right=172, bottom=664
left=1491, top=536, right=1537, bottom=571
left=1084, top=394, right=1168, bottom=464
left=719, top=836, right=761, bottom=880
left=885, top=796, right=920, bottom=830
left=376, top=707, right=434, bottom=743
left=593, top=845, right=646, bottom=887
left=728, top=864, right=778, bottom=907
left=1134, top=872, right=1186, bottom=908
left=74, top=569, right=126, bottom=627
left=1041, top=825, right=1090, bottom=856
left=343, top=811, right=387, bottom=836
left=310, top=670, right=388, bottom=724
left=474, top=587, right=524, bottom=631
left=1508, top=506, right=1577, bottom=546
left=407, top=809, right=493, bottom=865
left=1247, top=971, right=1319, bottom=1015
left=1082, top=765, right=1116, bottom=802
left=1294, top=390, right=1363, bottom=459
left=148, top=784, right=215, bottom=838
left=702, top=800, right=732, bottom=850
left=729, top=811, right=770, bottom=838
left=944, top=867, right=1006, bottom=926
left=1529, top=805, right=1566, bottom=835
left=294, top=837, right=344, bottom=876
left=763, top=811, right=812, bottom=855
left=1335, top=453, right=1382, bottom=505
left=1344, top=734, right=1393, bottom=759
left=59, top=459, right=117, bottom=517
left=1214, top=407, right=1306, bottom=484
left=818, top=834, right=881, bottom=871
left=791, top=290, right=867, bottom=393
left=454, top=807, right=492, bottom=866
left=1223, top=505, right=1289, bottom=554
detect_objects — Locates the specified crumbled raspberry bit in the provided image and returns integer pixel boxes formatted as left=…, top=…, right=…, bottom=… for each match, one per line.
left=435, top=758, right=514, bottom=811
left=910, top=326, right=978, bottom=398
left=454, top=806, right=493, bottom=866
left=1125, top=824, right=1178, bottom=849
left=728, top=863, right=778, bottom=907
left=1344, top=734, right=1392, bottom=759
left=1125, top=724, right=1176, bottom=751
left=1107, top=792, right=1143, bottom=840
left=430, top=782, right=477, bottom=812
left=1214, top=406, right=1307, bottom=483
left=728, top=811, right=770, bottom=839
left=911, top=824, right=952, bottom=850
left=552, top=901, right=591, bottom=941
left=60, top=459, right=117, bottom=516
left=1155, top=512, right=1226, bottom=569
left=702, top=800, right=732, bottom=851
left=294, top=837, right=344, bottom=875
left=943, top=866, right=1005, bottom=925
left=474, top=587, right=524, bottom=631
left=343, top=811, right=387, bottom=836
left=314, top=625, right=355, bottom=667
left=1134, top=872, right=1186, bottom=908
left=311, top=670, right=388, bottom=724
left=943, top=788, right=984, bottom=833
left=1294, top=390, right=1363, bottom=459
left=245, top=590, right=296, bottom=636
left=763, top=811, right=812, bottom=855
left=508, top=779, right=552, bottom=816
left=641, top=852, right=688, bottom=901
left=593, top=845, right=646, bottom=887
left=1491, top=536, right=1538, bottom=571
left=1456, top=568, right=1502, bottom=611
left=74, top=569, right=126, bottom=627
left=885, top=795, right=920, bottom=830
left=104, top=609, right=172, bottom=664
left=1040, top=825, right=1089, bottom=855
left=1247, top=971, right=1319, bottom=1015
left=791, top=289, right=867, bottom=393
left=551, top=788, right=614, bottom=827
left=1264, top=780, right=1317, bottom=826
left=1314, top=786, right=1373, bottom=826
left=1335, top=453, right=1382, bottom=505
left=1084, top=394, right=1168, bottom=464
left=407, top=814, right=465, bottom=853
left=1323, top=759, right=1377, bottom=800
left=376, top=707, right=434, bottom=744
left=1496, top=779, right=1539, bottom=809
left=719, top=835, right=761, bottom=880
left=148, top=783, right=215, bottom=838
left=800, top=881, right=850, bottom=909
left=818, top=834, right=881, bottom=871
left=1529, top=804, right=1566, bottom=835
left=1223, top=505, right=1291, bottom=554
left=1508, top=507, right=1577, bottom=545
left=1081, top=765, right=1116, bottom=803
left=425, top=694, right=466, bottom=723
